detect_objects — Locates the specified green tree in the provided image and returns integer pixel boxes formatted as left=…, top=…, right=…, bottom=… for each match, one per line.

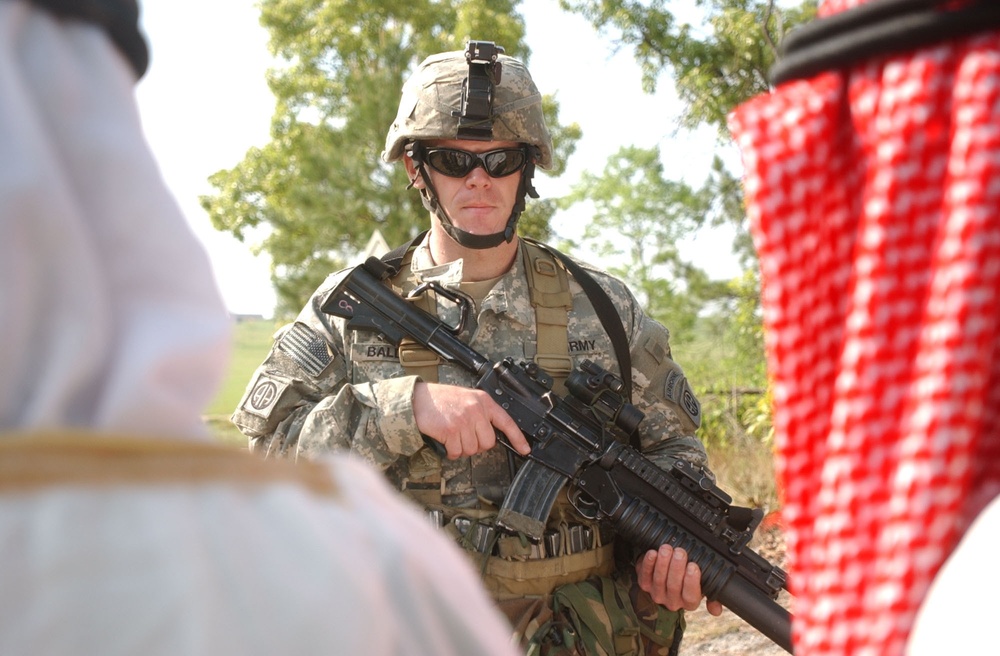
left=564, top=145, right=710, bottom=336
left=202, top=0, right=580, bottom=317
left=558, top=0, right=817, bottom=448
left=558, top=0, right=818, bottom=133
left=558, top=0, right=817, bottom=266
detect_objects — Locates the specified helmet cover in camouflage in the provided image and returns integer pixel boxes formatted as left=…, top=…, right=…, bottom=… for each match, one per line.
left=383, top=49, right=554, bottom=169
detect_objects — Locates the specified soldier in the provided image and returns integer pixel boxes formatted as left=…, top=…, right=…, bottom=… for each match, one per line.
left=235, top=41, right=723, bottom=654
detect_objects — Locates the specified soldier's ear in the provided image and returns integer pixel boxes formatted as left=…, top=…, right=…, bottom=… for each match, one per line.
left=403, top=155, right=425, bottom=189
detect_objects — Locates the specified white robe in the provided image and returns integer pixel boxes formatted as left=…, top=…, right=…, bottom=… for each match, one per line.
left=0, top=434, right=520, bottom=656
left=0, top=4, right=519, bottom=654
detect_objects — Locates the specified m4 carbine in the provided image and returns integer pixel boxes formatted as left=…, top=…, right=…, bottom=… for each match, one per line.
left=322, top=257, right=792, bottom=653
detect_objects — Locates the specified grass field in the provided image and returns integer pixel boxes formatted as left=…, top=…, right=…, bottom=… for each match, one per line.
left=205, top=318, right=278, bottom=446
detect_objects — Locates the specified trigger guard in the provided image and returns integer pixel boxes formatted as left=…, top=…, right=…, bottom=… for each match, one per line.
left=568, top=486, right=601, bottom=520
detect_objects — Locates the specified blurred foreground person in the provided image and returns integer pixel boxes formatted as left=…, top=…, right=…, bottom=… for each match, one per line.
left=728, top=0, right=1000, bottom=654
left=0, top=2, right=519, bottom=654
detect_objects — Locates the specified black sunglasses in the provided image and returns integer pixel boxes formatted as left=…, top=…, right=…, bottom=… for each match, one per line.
left=422, top=147, right=528, bottom=178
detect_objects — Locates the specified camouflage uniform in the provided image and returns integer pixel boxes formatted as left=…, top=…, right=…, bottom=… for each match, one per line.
left=233, top=43, right=710, bottom=656
left=235, top=238, right=706, bottom=495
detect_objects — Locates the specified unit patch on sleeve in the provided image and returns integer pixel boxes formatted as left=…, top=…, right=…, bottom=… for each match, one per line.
left=277, top=322, right=333, bottom=376
left=241, top=373, right=290, bottom=419
left=665, top=369, right=702, bottom=428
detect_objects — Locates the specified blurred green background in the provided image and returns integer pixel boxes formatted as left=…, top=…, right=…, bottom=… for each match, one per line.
left=205, top=318, right=277, bottom=446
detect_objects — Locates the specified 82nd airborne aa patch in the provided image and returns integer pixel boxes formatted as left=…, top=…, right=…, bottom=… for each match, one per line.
left=241, top=372, right=289, bottom=419
left=665, top=369, right=701, bottom=428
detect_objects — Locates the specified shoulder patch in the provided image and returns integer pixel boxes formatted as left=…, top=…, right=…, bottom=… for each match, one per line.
left=277, top=322, right=333, bottom=376
left=665, top=369, right=701, bottom=428
left=241, top=373, right=290, bottom=419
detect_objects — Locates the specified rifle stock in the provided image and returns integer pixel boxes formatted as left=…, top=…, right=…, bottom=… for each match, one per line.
left=322, top=257, right=793, bottom=653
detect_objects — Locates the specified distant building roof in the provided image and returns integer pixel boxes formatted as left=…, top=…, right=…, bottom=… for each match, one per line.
left=364, top=230, right=390, bottom=259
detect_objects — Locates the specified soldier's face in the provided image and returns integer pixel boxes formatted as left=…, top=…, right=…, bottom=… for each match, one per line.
left=406, top=139, right=522, bottom=237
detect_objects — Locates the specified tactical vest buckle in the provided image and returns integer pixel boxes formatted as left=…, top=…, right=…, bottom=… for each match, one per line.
left=534, top=354, right=573, bottom=376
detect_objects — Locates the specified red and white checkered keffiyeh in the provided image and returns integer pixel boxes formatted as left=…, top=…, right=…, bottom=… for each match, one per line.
left=728, top=1, right=1000, bottom=654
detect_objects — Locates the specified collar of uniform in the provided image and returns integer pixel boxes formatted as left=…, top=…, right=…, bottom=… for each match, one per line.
left=410, top=238, right=464, bottom=285
left=477, top=242, right=534, bottom=328
left=408, top=239, right=535, bottom=329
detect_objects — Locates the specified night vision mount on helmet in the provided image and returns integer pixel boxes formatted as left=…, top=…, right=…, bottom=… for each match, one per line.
left=383, top=40, right=553, bottom=249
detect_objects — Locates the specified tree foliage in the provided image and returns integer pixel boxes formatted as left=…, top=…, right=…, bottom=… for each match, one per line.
left=556, top=0, right=817, bottom=297
left=558, top=0, right=818, bottom=134
left=557, top=0, right=818, bottom=448
left=565, top=146, right=707, bottom=335
left=201, top=0, right=580, bottom=316
left=555, top=0, right=816, bottom=286
left=564, top=146, right=745, bottom=342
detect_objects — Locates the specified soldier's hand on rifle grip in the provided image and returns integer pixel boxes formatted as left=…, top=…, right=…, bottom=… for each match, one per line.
left=413, top=382, right=531, bottom=458
left=637, top=544, right=724, bottom=616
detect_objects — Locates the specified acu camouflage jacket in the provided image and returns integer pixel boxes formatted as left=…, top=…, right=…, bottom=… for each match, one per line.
left=233, top=238, right=708, bottom=509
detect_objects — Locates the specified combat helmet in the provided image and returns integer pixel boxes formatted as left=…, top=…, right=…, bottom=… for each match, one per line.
left=383, top=41, right=553, bottom=249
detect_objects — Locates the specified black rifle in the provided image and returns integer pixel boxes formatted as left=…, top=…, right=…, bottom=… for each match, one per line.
left=322, top=257, right=792, bottom=653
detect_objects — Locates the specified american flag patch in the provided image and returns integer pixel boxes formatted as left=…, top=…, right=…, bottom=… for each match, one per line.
left=277, top=322, right=332, bottom=376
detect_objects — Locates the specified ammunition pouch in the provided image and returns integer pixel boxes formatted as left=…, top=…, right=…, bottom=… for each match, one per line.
left=484, top=543, right=615, bottom=601
left=415, top=490, right=615, bottom=601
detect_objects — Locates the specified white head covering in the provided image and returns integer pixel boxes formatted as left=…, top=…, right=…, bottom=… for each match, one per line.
left=0, top=0, right=230, bottom=436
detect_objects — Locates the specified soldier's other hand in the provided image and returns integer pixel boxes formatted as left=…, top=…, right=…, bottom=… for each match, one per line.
left=636, top=545, right=724, bottom=616
left=413, top=382, right=530, bottom=458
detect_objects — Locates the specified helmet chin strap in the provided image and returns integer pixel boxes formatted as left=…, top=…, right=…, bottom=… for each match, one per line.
left=408, top=146, right=540, bottom=251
